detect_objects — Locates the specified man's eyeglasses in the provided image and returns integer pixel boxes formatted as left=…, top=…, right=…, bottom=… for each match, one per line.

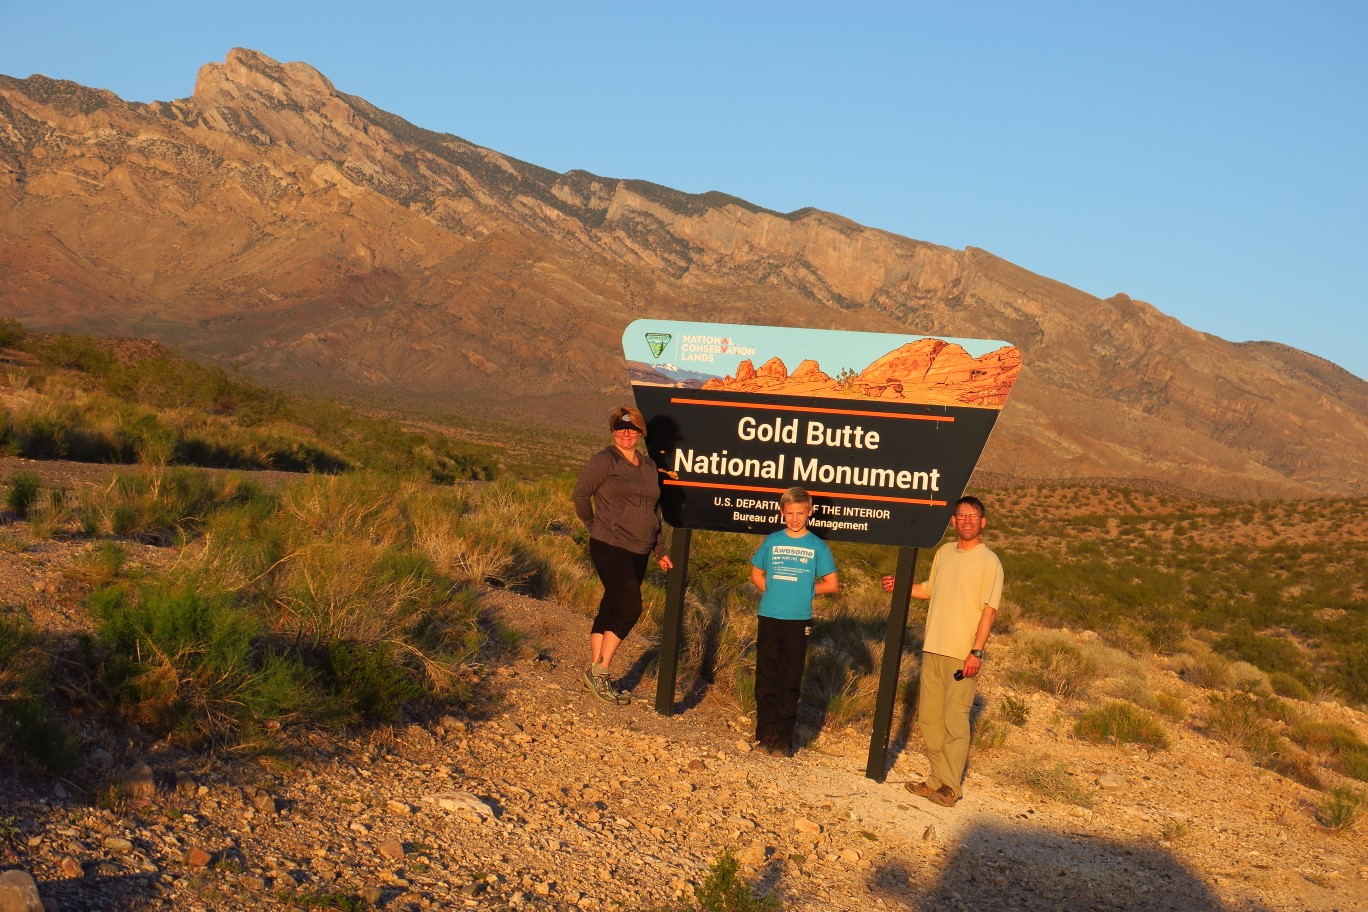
left=953, top=513, right=982, bottom=520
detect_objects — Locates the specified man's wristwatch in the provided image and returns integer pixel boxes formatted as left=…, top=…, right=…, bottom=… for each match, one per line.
left=969, top=649, right=985, bottom=659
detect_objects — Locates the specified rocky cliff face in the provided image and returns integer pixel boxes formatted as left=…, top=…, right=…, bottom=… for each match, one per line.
left=2, top=48, right=1365, bottom=497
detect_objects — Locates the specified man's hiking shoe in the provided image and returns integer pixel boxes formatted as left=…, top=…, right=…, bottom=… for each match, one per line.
left=905, top=780, right=935, bottom=798
left=927, top=785, right=959, bottom=807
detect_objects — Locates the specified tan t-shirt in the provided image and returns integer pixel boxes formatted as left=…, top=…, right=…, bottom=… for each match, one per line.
left=922, top=540, right=1003, bottom=659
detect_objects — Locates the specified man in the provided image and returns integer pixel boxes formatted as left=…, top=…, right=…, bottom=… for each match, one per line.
left=882, top=495, right=1003, bottom=807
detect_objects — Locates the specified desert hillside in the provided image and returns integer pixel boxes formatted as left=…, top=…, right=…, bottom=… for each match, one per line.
left=2, top=49, right=1366, bottom=498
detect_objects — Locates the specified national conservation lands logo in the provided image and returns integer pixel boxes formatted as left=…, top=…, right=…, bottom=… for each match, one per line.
left=646, top=333, right=671, bottom=359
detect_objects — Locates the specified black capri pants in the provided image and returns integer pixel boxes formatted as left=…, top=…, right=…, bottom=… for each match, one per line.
left=589, top=537, right=650, bottom=639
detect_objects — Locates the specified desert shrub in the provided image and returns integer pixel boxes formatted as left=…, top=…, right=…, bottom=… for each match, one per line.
left=803, top=645, right=881, bottom=729
left=1203, top=692, right=1321, bottom=785
left=1160, top=819, right=1192, bottom=842
left=1172, top=650, right=1236, bottom=690
left=1229, top=660, right=1273, bottom=694
left=1269, top=671, right=1313, bottom=701
left=320, top=640, right=426, bottom=724
left=997, top=692, right=1031, bottom=726
left=0, top=318, right=26, bottom=348
left=1206, top=692, right=1295, bottom=746
left=6, top=471, right=41, bottom=518
left=1007, top=629, right=1102, bottom=700
left=1215, top=620, right=1310, bottom=681
left=1265, top=747, right=1325, bottom=789
left=1318, top=788, right=1363, bottom=833
left=1285, top=719, right=1367, bottom=756
left=92, top=583, right=294, bottom=740
left=1286, top=719, right=1368, bottom=782
left=1153, top=691, right=1188, bottom=722
left=1140, top=616, right=1191, bottom=656
left=1001, top=754, right=1094, bottom=807
left=1074, top=700, right=1171, bottom=750
left=1335, top=641, right=1368, bottom=710
left=691, top=848, right=780, bottom=912
left=972, top=716, right=1008, bottom=750
left=74, top=540, right=129, bottom=584
left=74, top=467, right=263, bottom=542
left=0, top=616, right=77, bottom=772
left=159, top=475, right=493, bottom=737
left=26, top=486, right=74, bottom=539
left=1342, top=749, right=1368, bottom=783
left=11, top=410, right=69, bottom=459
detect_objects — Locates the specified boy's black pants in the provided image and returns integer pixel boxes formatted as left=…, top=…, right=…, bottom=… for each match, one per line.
left=754, top=615, right=811, bottom=749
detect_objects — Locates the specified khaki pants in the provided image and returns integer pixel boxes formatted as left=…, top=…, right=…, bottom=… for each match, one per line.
left=918, top=651, right=977, bottom=798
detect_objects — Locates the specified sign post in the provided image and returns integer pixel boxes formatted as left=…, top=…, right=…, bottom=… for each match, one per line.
left=622, top=320, right=1020, bottom=777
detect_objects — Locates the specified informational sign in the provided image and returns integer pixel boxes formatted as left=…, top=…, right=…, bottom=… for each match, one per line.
left=623, top=320, right=1021, bottom=549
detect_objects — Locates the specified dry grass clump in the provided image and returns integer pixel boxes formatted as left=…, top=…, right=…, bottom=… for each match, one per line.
left=1006, top=629, right=1103, bottom=700
left=1203, top=691, right=1321, bottom=788
left=1073, top=700, right=1171, bottom=751
left=1000, top=753, right=1095, bottom=807
left=1170, top=648, right=1236, bottom=691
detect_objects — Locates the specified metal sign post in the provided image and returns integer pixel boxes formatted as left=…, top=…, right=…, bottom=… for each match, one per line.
left=866, top=545, right=917, bottom=780
left=653, top=528, right=692, bottom=716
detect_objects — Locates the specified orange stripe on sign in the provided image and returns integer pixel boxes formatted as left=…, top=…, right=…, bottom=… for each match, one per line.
left=667, top=398, right=955, bottom=423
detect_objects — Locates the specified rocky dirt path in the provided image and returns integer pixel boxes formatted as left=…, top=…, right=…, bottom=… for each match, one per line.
left=1, top=459, right=1366, bottom=911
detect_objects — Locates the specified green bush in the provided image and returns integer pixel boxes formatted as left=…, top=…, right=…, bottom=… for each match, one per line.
left=1269, top=671, right=1313, bottom=701
left=92, top=583, right=283, bottom=741
left=6, top=472, right=41, bottom=518
left=322, top=640, right=425, bottom=724
left=1342, top=749, right=1368, bottom=783
left=1318, top=787, right=1363, bottom=833
left=1153, top=691, right=1188, bottom=722
left=1074, top=700, right=1171, bottom=750
left=997, top=692, right=1031, bottom=726
left=692, top=848, right=780, bottom=912
left=0, top=616, right=78, bottom=772
left=0, top=318, right=26, bottom=348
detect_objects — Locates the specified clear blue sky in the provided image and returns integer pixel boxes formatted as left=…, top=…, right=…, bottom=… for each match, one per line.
left=4, top=0, right=1365, bottom=380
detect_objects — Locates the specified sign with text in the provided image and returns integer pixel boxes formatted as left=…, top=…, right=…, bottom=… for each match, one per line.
left=624, top=320, right=1021, bottom=548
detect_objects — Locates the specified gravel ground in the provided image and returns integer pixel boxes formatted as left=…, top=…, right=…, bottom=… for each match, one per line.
left=1, top=457, right=1365, bottom=911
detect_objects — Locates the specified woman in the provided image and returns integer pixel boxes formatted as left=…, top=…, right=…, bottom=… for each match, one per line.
left=572, top=405, right=672, bottom=704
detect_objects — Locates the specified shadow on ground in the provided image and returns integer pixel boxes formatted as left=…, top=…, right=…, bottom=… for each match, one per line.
left=866, top=821, right=1272, bottom=911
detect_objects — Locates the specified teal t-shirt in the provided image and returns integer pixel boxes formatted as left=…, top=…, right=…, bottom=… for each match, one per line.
left=751, top=529, right=837, bottom=620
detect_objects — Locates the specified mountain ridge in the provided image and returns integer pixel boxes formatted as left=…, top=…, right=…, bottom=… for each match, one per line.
left=1, top=48, right=1365, bottom=498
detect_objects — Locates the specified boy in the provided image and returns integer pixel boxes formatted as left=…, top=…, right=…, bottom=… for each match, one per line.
left=750, top=487, right=839, bottom=758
